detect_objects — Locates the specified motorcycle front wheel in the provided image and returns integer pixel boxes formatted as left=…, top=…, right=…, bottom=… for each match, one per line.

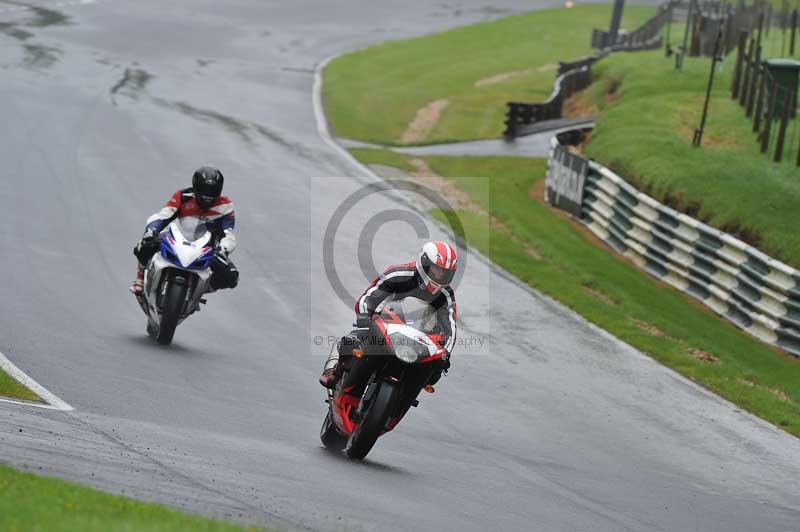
left=156, top=275, right=187, bottom=345
left=345, top=381, right=397, bottom=460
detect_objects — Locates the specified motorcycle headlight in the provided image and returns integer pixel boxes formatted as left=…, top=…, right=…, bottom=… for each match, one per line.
left=389, top=333, right=429, bottom=364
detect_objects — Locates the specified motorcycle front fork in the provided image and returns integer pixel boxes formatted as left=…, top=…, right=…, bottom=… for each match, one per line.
left=356, top=376, right=378, bottom=419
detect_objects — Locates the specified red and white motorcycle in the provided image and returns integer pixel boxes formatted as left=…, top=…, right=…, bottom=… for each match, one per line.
left=320, top=298, right=447, bottom=460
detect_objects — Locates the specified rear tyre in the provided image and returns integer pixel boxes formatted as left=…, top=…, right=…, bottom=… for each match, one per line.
left=156, top=276, right=187, bottom=345
left=320, top=411, right=348, bottom=451
left=345, top=381, right=397, bottom=460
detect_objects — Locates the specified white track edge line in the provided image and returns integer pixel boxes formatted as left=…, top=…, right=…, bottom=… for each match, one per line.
left=312, top=54, right=375, bottom=180
left=0, top=350, right=73, bottom=411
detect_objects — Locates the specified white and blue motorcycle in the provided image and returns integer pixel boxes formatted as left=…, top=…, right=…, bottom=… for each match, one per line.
left=136, top=220, right=215, bottom=345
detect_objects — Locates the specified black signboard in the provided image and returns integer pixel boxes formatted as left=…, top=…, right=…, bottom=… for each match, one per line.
left=546, top=145, right=588, bottom=217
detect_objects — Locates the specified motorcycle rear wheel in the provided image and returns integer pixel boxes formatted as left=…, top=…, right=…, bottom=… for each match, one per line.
left=320, top=410, right=348, bottom=451
left=345, top=381, right=396, bottom=460
left=156, top=277, right=187, bottom=345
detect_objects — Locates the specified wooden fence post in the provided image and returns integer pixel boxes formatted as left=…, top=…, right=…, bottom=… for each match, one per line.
left=503, top=104, right=518, bottom=140
left=774, top=85, right=792, bottom=162
left=796, top=127, right=800, bottom=166
left=732, top=31, right=747, bottom=98
left=746, top=45, right=762, bottom=116
left=761, top=78, right=777, bottom=153
left=739, top=38, right=755, bottom=106
left=753, top=64, right=767, bottom=132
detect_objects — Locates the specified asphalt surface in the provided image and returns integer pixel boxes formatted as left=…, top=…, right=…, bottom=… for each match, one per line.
left=1, top=1, right=799, bottom=531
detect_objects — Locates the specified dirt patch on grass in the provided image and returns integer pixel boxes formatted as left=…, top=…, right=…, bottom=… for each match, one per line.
left=583, top=284, right=618, bottom=307
left=677, top=98, right=745, bottom=151
left=605, top=76, right=622, bottom=104
left=475, top=69, right=533, bottom=87
left=529, top=177, right=546, bottom=202
left=408, top=158, right=486, bottom=215
left=686, top=347, right=720, bottom=364
left=401, top=98, right=450, bottom=144
left=738, top=378, right=793, bottom=403
left=632, top=318, right=667, bottom=338
left=473, top=64, right=558, bottom=87
left=408, top=158, right=542, bottom=259
left=563, top=88, right=598, bottom=120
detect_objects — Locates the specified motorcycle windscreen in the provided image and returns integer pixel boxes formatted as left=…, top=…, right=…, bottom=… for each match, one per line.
left=382, top=297, right=438, bottom=333
left=174, top=218, right=211, bottom=243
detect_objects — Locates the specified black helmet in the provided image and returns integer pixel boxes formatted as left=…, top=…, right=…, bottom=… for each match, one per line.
left=192, top=166, right=224, bottom=208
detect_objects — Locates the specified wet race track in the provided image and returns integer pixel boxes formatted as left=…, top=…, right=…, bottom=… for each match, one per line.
left=1, top=1, right=799, bottom=531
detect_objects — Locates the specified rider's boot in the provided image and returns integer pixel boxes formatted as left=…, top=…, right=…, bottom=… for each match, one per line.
left=319, top=336, right=358, bottom=389
left=129, top=264, right=144, bottom=296
left=319, top=357, right=342, bottom=389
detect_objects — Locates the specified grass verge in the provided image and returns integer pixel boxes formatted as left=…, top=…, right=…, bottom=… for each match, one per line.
left=575, top=46, right=800, bottom=267
left=323, top=4, right=655, bottom=145
left=0, top=463, right=265, bottom=532
left=0, top=368, right=39, bottom=402
left=351, top=147, right=800, bottom=437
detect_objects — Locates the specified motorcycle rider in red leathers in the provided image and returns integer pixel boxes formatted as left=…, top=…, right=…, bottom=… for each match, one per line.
left=130, top=166, right=239, bottom=295
left=320, top=240, right=458, bottom=389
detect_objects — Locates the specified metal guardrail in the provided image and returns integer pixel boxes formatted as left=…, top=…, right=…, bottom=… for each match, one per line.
left=546, top=137, right=800, bottom=357
left=503, top=37, right=661, bottom=140
left=503, top=66, right=593, bottom=139
left=593, top=1, right=675, bottom=50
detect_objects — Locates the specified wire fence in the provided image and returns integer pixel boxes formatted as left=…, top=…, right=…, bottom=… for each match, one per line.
left=731, top=25, right=800, bottom=166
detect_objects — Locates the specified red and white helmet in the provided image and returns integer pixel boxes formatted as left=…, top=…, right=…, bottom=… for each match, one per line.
left=416, top=241, right=458, bottom=294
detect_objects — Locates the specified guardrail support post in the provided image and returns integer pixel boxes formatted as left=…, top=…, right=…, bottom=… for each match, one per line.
left=731, top=31, right=747, bottom=98
left=503, top=104, right=518, bottom=140
left=761, top=78, right=777, bottom=153
left=753, top=63, right=767, bottom=132
left=739, top=37, right=754, bottom=106
left=746, top=45, right=762, bottom=116
left=774, top=86, right=792, bottom=162
left=694, top=26, right=723, bottom=147
left=677, top=0, right=696, bottom=69
left=796, top=124, right=800, bottom=166
left=608, top=0, right=626, bottom=45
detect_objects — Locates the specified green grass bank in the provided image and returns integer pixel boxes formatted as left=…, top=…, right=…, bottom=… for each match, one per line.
left=324, top=3, right=800, bottom=268
left=576, top=47, right=800, bottom=268
left=0, top=368, right=39, bottom=402
left=351, top=147, right=800, bottom=436
left=0, top=464, right=266, bottom=532
left=323, top=4, right=656, bottom=145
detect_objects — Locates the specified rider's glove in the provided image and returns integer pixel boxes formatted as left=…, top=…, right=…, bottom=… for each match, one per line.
left=140, top=228, right=158, bottom=246
left=215, top=247, right=229, bottom=261
left=356, top=313, right=372, bottom=329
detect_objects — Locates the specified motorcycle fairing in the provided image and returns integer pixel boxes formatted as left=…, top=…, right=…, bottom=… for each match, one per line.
left=141, top=221, right=213, bottom=327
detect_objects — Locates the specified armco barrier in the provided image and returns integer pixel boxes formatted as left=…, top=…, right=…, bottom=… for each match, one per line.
left=503, top=66, right=593, bottom=139
left=546, top=137, right=800, bottom=357
left=504, top=37, right=661, bottom=140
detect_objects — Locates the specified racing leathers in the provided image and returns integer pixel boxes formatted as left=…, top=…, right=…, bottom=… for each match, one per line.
left=131, top=187, right=239, bottom=293
left=320, top=262, right=457, bottom=388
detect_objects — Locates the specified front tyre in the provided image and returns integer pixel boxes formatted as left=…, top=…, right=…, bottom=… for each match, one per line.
left=345, top=381, right=397, bottom=460
left=320, top=410, right=348, bottom=451
left=156, top=276, right=187, bottom=345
